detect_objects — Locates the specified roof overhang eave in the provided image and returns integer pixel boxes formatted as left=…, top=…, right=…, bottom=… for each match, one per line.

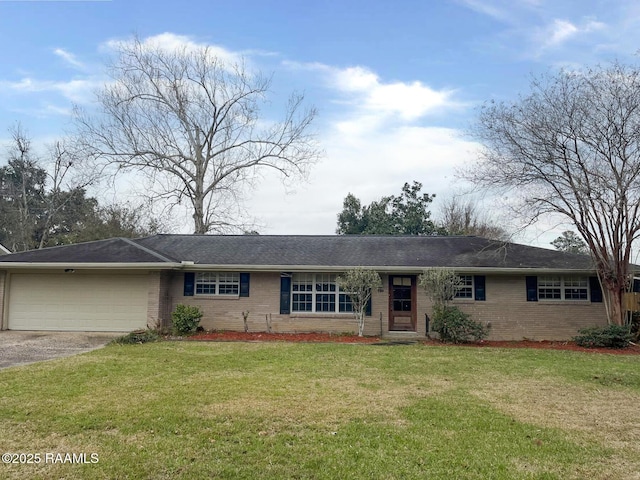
left=0, top=262, right=182, bottom=270
left=177, top=264, right=599, bottom=275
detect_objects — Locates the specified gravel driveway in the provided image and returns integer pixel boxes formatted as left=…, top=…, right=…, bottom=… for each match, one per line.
left=0, top=331, right=122, bottom=369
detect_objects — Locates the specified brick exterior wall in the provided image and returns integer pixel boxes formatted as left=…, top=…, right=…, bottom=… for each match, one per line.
left=0, top=270, right=5, bottom=330
left=147, top=271, right=172, bottom=329
left=167, top=271, right=608, bottom=340
left=449, top=275, right=608, bottom=341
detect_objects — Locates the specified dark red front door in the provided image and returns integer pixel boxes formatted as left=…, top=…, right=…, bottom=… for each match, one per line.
left=389, top=276, right=416, bottom=331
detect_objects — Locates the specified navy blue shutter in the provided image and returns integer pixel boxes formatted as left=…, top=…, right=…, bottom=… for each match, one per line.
left=589, top=276, right=603, bottom=303
left=240, top=273, right=250, bottom=297
left=184, top=272, right=195, bottom=296
left=280, top=275, right=291, bottom=314
left=365, top=293, right=372, bottom=316
left=474, top=275, right=486, bottom=301
left=525, top=276, right=538, bottom=302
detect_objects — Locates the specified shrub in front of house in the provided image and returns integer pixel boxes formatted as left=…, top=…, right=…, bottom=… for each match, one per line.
left=171, top=304, right=204, bottom=335
left=431, top=305, right=489, bottom=343
left=573, top=325, right=632, bottom=349
left=111, top=329, right=160, bottom=345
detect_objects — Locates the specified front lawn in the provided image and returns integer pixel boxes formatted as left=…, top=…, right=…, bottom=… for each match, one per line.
left=0, top=341, right=639, bottom=479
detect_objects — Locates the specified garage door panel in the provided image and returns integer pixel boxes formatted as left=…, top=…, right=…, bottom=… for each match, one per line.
left=8, top=274, right=148, bottom=332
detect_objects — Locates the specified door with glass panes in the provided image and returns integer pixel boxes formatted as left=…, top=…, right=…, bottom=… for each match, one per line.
left=389, top=275, right=416, bottom=331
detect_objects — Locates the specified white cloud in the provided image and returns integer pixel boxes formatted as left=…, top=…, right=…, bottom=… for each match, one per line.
left=245, top=124, right=481, bottom=235
left=536, top=18, right=606, bottom=51
left=331, top=66, right=459, bottom=121
left=240, top=61, right=476, bottom=234
left=53, top=48, right=85, bottom=70
left=287, top=62, right=462, bottom=131
left=102, top=32, right=242, bottom=65
left=456, top=0, right=514, bottom=22
left=0, top=77, right=99, bottom=104
left=546, top=19, right=579, bottom=47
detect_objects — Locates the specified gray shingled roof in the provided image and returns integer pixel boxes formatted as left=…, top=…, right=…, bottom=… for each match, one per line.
left=0, top=234, right=596, bottom=271
left=0, top=237, right=176, bottom=264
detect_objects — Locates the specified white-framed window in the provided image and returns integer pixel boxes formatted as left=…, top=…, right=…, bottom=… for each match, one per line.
left=291, top=273, right=353, bottom=313
left=538, top=275, right=588, bottom=300
left=195, top=272, right=240, bottom=296
left=454, top=275, right=474, bottom=299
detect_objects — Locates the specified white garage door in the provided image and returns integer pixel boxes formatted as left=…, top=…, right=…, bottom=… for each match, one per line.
left=8, top=273, right=149, bottom=332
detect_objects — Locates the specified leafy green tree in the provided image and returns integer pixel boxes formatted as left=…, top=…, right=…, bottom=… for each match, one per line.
left=550, top=231, right=588, bottom=255
left=336, top=193, right=366, bottom=234
left=337, top=181, right=442, bottom=235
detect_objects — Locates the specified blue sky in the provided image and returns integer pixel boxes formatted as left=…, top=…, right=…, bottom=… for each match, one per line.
left=1, top=0, right=640, bottom=245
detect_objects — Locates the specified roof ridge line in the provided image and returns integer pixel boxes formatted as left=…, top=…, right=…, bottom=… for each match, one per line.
left=120, top=237, right=178, bottom=263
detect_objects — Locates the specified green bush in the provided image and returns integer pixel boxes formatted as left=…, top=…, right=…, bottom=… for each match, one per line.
left=171, top=304, right=204, bottom=335
left=111, top=329, right=159, bottom=345
left=431, top=305, right=489, bottom=343
left=573, top=325, right=632, bottom=349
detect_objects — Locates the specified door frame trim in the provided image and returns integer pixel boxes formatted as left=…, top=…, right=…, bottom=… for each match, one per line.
left=388, top=275, right=417, bottom=332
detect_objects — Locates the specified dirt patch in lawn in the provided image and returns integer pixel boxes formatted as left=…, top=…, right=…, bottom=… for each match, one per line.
left=473, top=379, right=640, bottom=480
left=188, top=331, right=640, bottom=354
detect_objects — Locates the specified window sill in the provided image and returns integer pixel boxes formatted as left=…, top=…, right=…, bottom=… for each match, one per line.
left=537, top=300, right=591, bottom=305
left=194, top=295, right=240, bottom=300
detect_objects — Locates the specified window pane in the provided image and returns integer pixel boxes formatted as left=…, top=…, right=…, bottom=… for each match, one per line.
left=565, top=276, right=588, bottom=300
left=293, top=293, right=313, bottom=312
left=565, top=288, right=588, bottom=300
left=196, top=272, right=217, bottom=295
left=455, top=275, right=473, bottom=299
left=293, top=274, right=313, bottom=292
left=539, top=288, right=561, bottom=299
left=539, top=276, right=561, bottom=287
left=538, top=275, right=588, bottom=300
left=316, top=293, right=336, bottom=312
left=218, top=272, right=239, bottom=295
left=315, top=274, right=337, bottom=292
left=339, top=293, right=353, bottom=312
left=538, top=275, right=561, bottom=300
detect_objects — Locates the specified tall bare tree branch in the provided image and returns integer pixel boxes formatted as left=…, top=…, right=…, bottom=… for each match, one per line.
left=74, top=37, right=321, bottom=233
left=463, top=62, right=640, bottom=325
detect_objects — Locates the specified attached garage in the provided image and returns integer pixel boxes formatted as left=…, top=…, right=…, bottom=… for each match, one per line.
left=7, top=272, right=149, bottom=332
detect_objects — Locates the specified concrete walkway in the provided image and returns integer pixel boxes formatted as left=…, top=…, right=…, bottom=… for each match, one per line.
left=0, top=331, right=122, bottom=369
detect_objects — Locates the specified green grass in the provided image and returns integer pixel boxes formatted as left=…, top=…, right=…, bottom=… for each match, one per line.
left=1, top=341, right=639, bottom=479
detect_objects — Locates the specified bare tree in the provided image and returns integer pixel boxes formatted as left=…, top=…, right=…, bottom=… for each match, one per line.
left=438, top=196, right=509, bottom=240
left=0, top=125, right=116, bottom=251
left=550, top=231, right=588, bottom=255
left=0, top=125, right=44, bottom=252
left=75, top=36, right=321, bottom=234
left=37, top=139, right=98, bottom=249
left=336, top=267, right=382, bottom=337
left=464, top=62, right=640, bottom=326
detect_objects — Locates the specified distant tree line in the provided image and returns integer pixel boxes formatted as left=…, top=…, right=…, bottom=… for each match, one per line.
left=0, top=125, right=156, bottom=252
left=336, top=181, right=509, bottom=240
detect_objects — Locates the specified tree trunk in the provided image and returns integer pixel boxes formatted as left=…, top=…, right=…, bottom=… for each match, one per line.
left=600, top=270, right=627, bottom=326
left=356, top=311, right=365, bottom=337
left=606, top=286, right=626, bottom=326
left=192, top=191, right=207, bottom=234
